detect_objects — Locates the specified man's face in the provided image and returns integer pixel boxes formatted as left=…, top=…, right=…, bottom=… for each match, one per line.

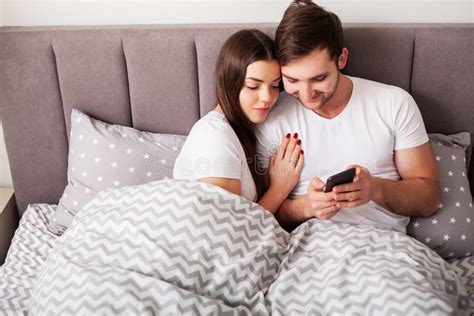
left=281, top=47, right=345, bottom=112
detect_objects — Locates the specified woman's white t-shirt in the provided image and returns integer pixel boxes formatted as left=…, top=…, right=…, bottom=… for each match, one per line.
left=173, top=111, right=257, bottom=202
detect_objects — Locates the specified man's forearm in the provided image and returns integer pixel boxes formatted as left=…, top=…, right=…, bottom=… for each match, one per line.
left=371, top=176, right=440, bottom=217
left=276, top=196, right=308, bottom=231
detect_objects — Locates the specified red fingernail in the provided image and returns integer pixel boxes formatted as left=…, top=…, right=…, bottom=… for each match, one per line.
left=297, top=139, right=302, bottom=145
left=286, top=133, right=291, bottom=139
left=293, top=133, right=298, bottom=139
left=300, top=150, right=304, bottom=155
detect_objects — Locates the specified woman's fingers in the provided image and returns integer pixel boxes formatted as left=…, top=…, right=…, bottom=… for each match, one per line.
left=289, top=139, right=302, bottom=166
left=284, top=133, right=299, bottom=161
left=269, top=155, right=276, bottom=168
left=295, top=150, right=304, bottom=173
left=277, top=133, right=291, bottom=161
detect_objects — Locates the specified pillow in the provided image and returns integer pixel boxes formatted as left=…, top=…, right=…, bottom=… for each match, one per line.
left=407, top=132, right=473, bottom=259
left=47, top=109, right=186, bottom=235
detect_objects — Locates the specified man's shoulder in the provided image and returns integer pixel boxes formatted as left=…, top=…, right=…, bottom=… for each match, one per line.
left=352, top=76, right=412, bottom=100
left=254, top=92, right=300, bottom=140
left=276, top=91, right=297, bottom=103
left=268, top=92, right=300, bottom=119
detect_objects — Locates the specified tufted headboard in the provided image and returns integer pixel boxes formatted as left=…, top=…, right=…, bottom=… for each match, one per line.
left=0, top=23, right=473, bottom=215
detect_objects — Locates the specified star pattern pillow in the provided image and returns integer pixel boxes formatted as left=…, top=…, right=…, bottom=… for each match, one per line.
left=47, top=109, right=187, bottom=235
left=407, top=132, right=473, bottom=259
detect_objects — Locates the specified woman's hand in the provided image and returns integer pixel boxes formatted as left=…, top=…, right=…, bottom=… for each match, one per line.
left=268, top=132, right=304, bottom=197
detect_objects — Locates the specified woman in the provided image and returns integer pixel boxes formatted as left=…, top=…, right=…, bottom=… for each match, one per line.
left=173, top=29, right=303, bottom=214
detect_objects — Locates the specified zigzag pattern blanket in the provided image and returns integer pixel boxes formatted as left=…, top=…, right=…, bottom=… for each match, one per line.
left=29, top=180, right=469, bottom=315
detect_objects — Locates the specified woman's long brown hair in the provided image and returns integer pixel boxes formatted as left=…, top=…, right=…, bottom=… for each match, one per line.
left=215, top=29, right=276, bottom=199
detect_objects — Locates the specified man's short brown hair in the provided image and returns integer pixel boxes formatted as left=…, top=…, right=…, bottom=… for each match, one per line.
left=275, top=0, right=344, bottom=65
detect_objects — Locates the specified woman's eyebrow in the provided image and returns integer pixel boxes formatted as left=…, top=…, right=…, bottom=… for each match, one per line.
left=246, top=77, right=264, bottom=82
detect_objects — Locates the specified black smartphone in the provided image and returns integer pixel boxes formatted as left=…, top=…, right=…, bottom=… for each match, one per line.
left=324, top=167, right=356, bottom=193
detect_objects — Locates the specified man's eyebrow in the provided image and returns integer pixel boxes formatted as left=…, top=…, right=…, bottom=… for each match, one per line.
left=282, top=72, right=329, bottom=81
left=246, top=76, right=282, bottom=82
left=310, top=72, right=329, bottom=80
left=282, top=73, right=297, bottom=81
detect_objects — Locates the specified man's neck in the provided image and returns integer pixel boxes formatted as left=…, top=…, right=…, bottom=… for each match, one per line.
left=314, top=75, right=353, bottom=119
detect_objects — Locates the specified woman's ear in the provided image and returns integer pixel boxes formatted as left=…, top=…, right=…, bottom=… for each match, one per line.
left=338, top=48, right=349, bottom=70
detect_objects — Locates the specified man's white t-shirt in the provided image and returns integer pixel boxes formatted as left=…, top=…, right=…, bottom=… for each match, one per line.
left=173, top=110, right=257, bottom=202
left=255, top=76, right=429, bottom=232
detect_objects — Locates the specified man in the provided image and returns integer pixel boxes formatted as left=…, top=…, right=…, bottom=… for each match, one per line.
left=255, top=0, right=440, bottom=232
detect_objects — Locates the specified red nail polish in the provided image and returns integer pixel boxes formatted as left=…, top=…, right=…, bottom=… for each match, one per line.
left=286, top=133, right=291, bottom=139
left=293, top=133, right=298, bottom=139
left=300, top=150, right=304, bottom=155
left=297, top=139, right=302, bottom=145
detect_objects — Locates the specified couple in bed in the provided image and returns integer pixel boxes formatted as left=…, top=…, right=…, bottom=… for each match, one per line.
left=173, top=0, right=440, bottom=233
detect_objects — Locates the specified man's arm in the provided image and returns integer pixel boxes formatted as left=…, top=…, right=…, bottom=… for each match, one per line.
left=371, top=142, right=440, bottom=216
left=276, top=196, right=307, bottom=231
left=334, top=142, right=440, bottom=217
left=277, top=142, right=441, bottom=230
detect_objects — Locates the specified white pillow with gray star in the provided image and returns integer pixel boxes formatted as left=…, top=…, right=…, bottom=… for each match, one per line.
left=48, top=109, right=186, bottom=235
left=407, top=132, right=473, bottom=259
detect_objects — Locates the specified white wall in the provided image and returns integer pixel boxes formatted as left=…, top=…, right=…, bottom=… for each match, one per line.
left=0, top=0, right=473, bottom=187
left=0, top=0, right=3, bottom=27
left=1, top=0, right=473, bottom=26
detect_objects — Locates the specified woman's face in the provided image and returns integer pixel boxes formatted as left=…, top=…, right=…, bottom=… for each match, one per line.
left=239, top=59, right=281, bottom=124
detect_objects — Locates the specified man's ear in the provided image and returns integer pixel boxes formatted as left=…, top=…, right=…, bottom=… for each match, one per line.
left=338, top=48, right=349, bottom=70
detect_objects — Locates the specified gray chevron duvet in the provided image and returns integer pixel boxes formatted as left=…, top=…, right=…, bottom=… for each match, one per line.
left=28, top=180, right=470, bottom=315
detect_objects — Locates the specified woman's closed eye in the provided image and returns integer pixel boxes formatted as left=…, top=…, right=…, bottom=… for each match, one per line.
left=247, top=85, right=279, bottom=90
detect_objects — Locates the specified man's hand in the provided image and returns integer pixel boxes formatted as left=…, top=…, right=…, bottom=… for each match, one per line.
left=332, top=165, right=375, bottom=208
left=303, top=177, right=340, bottom=220
left=276, top=177, right=340, bottom=230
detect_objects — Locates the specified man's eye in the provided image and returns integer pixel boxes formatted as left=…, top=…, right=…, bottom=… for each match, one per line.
left=287, top=79, right=297, bottom=83
left=313, top=76, right=327, bottom=82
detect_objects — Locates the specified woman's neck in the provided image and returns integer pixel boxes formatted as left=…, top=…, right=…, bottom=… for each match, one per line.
left=214, top=105, right=224, bottom=114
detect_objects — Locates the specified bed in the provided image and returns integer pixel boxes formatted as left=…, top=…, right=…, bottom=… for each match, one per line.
left=0, top=23, right=473, bottom=314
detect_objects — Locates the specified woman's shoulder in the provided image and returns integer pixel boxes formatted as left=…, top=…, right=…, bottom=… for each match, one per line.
left=191, top=111, right=235, bottom=136
left=186, top=111, right=241, bottom=148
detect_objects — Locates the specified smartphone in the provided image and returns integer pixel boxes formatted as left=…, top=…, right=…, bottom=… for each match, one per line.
left=324, top=167, right=356, bottom=193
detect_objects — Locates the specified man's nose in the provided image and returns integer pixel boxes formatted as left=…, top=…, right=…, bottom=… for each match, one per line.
left=300, top=84, right=314, bottom=102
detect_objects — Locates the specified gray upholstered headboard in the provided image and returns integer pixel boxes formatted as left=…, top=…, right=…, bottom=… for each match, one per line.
left=1, top=23, right=473, bottom=215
